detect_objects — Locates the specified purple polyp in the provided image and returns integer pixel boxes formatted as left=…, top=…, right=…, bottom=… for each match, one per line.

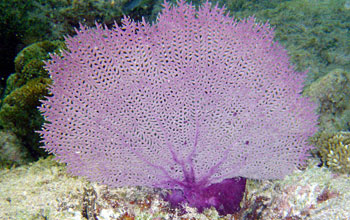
left=165, top=177, right=246, bottom=215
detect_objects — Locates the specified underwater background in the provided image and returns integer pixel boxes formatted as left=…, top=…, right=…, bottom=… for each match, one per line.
left=0, top=0, right=350, bottom=219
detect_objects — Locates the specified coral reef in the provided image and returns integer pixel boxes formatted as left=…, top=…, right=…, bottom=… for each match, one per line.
left=312, top=131, right=350, bottom=174
left=0, top=157, right=88, bottom=219
left=0, top=0, right=130, bottom=45
left=303, top=68, right=350, bottom=174
left=303, top=68, right=350, bottom=132
left=0, top=77, right=52, bottom=159
left=0, top=0, right=349, bottom=218
left=1, top=157, right=349, bottom=219
left=0, top=0, right=35, bottom=83
left=0, top=40, right=64, bottom=164
left=11, top=40, right=64, bottom=92
left=232, top=0, right=350, bottom=85
left=241, top=159, right=350, bottom=219
left=159, top=0, right=350, bottom=85
left=3, top=0, right=350, bottom=86
left=0, top=0, right=146, bottom=91
left=40, top=0, right=318, bottom=215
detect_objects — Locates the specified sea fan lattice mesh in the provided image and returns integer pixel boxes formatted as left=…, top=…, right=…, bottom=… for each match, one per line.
left=39, top=1, right=318, bottom=188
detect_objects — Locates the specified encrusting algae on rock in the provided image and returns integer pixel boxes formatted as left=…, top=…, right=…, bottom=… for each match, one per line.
left=1, top=157, right=350, bottom=219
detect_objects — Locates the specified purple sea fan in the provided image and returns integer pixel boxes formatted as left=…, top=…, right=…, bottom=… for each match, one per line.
left=39, top=0, right=318, bottom=215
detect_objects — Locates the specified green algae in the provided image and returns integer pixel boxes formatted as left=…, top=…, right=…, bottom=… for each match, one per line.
left=231, top=0, right=350, bottom=84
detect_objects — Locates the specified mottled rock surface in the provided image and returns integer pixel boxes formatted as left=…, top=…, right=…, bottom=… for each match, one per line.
left=1, top=158, right=349, bottom=220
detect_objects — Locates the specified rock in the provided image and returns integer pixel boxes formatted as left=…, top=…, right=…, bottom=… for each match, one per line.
left=304, top=68, right=350, bottom=132
left=0, top=130, right=31, bottom=166
left=242, top=159, right=350, bottom=220
left=1, top=157, right=349, bottom=220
